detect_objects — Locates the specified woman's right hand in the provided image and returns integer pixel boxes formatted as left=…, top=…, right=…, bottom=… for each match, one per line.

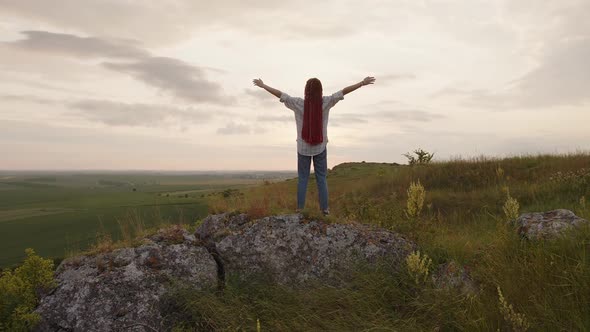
left=361, top=76, right=376, bottom=86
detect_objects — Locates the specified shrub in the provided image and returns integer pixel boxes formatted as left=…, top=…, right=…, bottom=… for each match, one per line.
left=406, top=180, right=426, bottom=219
left=0, top=249, right=56, bottom=331
left=403, top=148, right=435, bottom=166
left=221, top=188, right=243, bottom=198
left=405, top=251, right=432, bottom=284
left=495, top=166, right=505, bottom=180
left=502, top=190, right=520, bottom=221
left=497, top=286, right=530, bottom=332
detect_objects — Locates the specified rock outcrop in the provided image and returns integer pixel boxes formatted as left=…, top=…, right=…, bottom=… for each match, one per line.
left=34, top=214, right=416, bottom=331
left=516, top=209, right=588, bottom=240
left=34, top=226, right=218, bottom=332
left=196, top=213, right=416, bottom=286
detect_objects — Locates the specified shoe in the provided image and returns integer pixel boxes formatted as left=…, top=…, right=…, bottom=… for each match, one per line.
left=322, top=209, right=330, bottom=216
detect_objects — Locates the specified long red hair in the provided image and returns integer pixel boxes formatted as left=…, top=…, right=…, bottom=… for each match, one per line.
left=302, top=78, right=323, bottom=145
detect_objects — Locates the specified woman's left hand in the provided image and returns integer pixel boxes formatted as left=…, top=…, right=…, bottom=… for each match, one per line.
left=253, top=78, right=264, bottom=88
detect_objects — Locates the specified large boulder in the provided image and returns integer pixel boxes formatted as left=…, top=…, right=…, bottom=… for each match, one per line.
left=196, top=213, right=416, bottom=285
left=34, top=226, right=218, bottom=332
left=34, top=214, right=416, bottom=331
left=516, top=209, right=588, bottom=240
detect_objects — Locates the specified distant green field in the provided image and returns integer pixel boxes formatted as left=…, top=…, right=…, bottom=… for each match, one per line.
left=0, top=171, right=295, bottom=267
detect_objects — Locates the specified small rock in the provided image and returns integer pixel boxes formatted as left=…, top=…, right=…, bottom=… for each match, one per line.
left=516, top=209, right=588, bottom=240
left=432, top=261, right=478, bottom=296
left=111, top=248, right=135, bottom=267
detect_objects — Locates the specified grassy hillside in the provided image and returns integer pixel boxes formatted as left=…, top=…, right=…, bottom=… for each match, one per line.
left=3, top=154, right=588, bottom=330
left=187, top=153, right=590, bottom=331
left=0, top=172, right=292, bottom=267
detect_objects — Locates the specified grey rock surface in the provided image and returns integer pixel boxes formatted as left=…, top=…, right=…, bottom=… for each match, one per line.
left=516, top=209, right=588, bottom=240
left=35, top=214, right=416, bottom=330
left=432, top=261, right=478, bottom=296
left=196, top=213, right=416, bottom=285
left=34, top=227, right=217, bottom=332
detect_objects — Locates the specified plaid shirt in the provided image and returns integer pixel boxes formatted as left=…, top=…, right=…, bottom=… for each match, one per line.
left=280, top=90, right=344, bottom=156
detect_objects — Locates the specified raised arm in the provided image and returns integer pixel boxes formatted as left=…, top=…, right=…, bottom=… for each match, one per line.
left=342, top=76, right=376, bottom=95
left=253, top=78, right=282, bottom=98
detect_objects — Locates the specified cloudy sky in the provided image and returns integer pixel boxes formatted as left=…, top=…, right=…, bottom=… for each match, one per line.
left=1, top=0, right=589, bottom=170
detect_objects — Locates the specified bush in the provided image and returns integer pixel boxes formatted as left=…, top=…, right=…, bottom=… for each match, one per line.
left=497, top=286, right=530, bottom=332
left=403, top=148, right=435, bottom=166
left=502, top=189, right=520, bottom=221
left=406, top=251, right=432, bottom=284
left=406, top=180, right=426, bottom=219
left=0, top=249, right=56, bottom=331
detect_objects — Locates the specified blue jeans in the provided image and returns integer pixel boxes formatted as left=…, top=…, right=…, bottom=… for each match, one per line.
left=297, top=148, right=328, bottom=212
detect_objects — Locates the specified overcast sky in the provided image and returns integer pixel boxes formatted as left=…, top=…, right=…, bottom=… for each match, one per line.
left=1, top=0, right=589, bottom=170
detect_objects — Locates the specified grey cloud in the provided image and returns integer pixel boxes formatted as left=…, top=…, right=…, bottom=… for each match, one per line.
left=0, top=0, right=364, bottom=45
left=378, top=73, right=416, bottom=85
left=0, top=0, right=207, bottom=45
left=366, top=99, right=403, bottom=108
left=8, top=76, right=94, bottom=95
left=2, top=94, right=215, bottom=127
left=434, top=38, right=590, bottom=110
left=351, top=101, right=445, bottom=122
left=433, top=87, right=511, bottom=109
left=67, top=99, right=211, bottom=127
left=255, top=109, right=442, bottom=126
left=0, top=119, right=226, bottom=170
left=7, top=31, right=149, bottom=59
left=244, top=89, right=278, bottom=108
left=424, top=1, right=518, bottom=48
left=511, top=38, right=590, bottom=108
left=431, top=1, right=590, bottom=110
left=1, top=94, right=59, bottom=105
left=255, top=112, right=369, bottom=126
left=376, top=110, right=445, bottom=122
left=217, top=122, right=251, bottom=135
left=6, top=30, right=232, bottom=105
left=504, top=1, right=590, bottom=46
left=103, top=57, right=233, bottom=105
left=202, top=66, right=228, bottom=74
left=244, top=89, right=272, bottom=99
left=256, top=115, right=292, bottom=123
left=330, top=113, right=369, bottom=127
left=280, top=20, right=357, bottom=39
left=0, top=120, right=297, bottom=170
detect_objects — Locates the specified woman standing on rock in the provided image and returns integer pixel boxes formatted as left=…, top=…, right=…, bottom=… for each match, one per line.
left=252, top=76, right=376, bottom=215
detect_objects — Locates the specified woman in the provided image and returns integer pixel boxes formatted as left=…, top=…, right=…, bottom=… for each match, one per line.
left=252, top=76, right=376, bottom=215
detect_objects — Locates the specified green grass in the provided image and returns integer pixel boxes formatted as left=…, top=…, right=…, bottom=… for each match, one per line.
left=3, top=153, right=589, bottom=330
left=198, top=152, right=590, bottom=331
left=0, top=172, right=292, bottom=268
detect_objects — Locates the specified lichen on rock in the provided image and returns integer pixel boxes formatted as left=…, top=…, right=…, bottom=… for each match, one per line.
left=515, top=209, right=587, bottom=240
left=34, top=228, right=217, bottom=332
left=196, top=213, right=416, bottom=286
left=34, top=213, right=416, bottom=331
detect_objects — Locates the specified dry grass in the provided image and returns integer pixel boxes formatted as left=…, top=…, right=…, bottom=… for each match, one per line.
left=21, top=152, right=589, bottom=331
left=67, top=208, right=176, bottom=258
left=187, top=152, right=590, bottom=331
